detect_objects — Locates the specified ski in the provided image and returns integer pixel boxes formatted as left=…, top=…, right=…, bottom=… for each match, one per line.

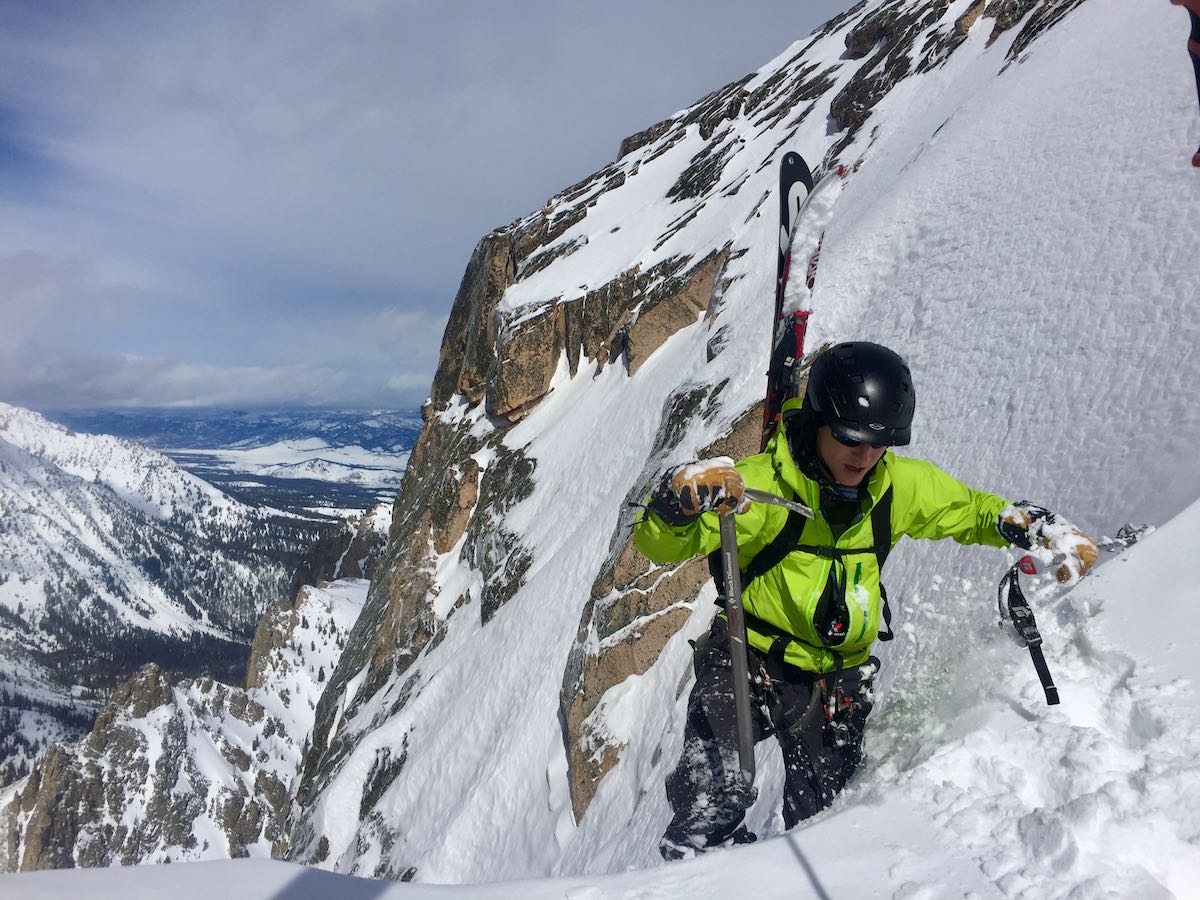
left=722, top=154, right=850, bottom=787
left=760, top=155, right=848, bottom=450
left=760, top=152, right=813, bottom=449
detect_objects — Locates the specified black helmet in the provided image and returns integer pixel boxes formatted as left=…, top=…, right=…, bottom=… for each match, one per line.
left=804, top=342, right=916, bottom=446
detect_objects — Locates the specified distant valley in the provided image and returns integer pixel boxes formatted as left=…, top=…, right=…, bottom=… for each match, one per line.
left=43, top=408, right=422, bottom=517
left=0, top=404, right=417, bottom=788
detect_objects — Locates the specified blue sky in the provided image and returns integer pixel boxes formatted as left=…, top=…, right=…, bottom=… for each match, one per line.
left=0, top=0, right=855, bottom=410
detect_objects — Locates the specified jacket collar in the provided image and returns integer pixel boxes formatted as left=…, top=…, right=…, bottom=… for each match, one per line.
left=770, top=396, right=893, bottom=507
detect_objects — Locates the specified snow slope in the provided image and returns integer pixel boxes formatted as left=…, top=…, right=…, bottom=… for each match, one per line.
left=0, top=580, right=368, bottom=870
left=0, top=402, right=242, bottom=522
left=1, top=495, right=1196, bottom=895
left=0, top=404, right=327, bottom=783
left=0, top=403, right=311, bottom=642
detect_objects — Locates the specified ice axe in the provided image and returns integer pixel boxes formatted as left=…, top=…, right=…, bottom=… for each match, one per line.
left=717, top=512, right=756, bottom=786
left=717, top=489, right=814, bottom=786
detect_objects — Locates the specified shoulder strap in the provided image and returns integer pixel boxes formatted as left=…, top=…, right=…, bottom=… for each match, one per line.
left=733, top=484, right=895, bottom=581
left=710, top=481, right=899, bottom=641
left=871, top=486, right=895, bottom=641
left=743, top=508, right=809, bottom=583
left=871, top=486, right=893, bottom=568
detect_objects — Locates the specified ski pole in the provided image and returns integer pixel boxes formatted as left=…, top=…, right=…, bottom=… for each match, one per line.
left=997, top=555, right=1060, bottom=705
left=718, top=512, right=756, bottom=785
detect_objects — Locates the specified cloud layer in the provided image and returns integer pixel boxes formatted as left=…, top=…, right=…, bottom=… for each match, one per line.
left=0, top=0, right=852, bottom=409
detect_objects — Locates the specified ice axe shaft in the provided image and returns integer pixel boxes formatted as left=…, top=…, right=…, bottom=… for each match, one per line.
left=719, top=513, right=756, bottom=785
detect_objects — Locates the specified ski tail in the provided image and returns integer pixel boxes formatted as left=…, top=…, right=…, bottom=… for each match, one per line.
left=761, top=153, right=815, bottom=450
left=774, top=153, right=815, bottom=317
left=761, top=155, right=847, bottom=451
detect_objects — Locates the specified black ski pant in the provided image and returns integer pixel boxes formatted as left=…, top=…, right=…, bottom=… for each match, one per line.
left=661, top=617, right=876, bottom=852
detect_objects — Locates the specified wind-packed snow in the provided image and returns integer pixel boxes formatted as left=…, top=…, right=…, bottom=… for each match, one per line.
left=5, top=0, right=1199, bottom=896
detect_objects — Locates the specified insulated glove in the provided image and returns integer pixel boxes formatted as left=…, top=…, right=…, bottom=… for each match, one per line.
left=648, top=457, right=751, bottom=524
left=998, top=501, right=1099, bottom=584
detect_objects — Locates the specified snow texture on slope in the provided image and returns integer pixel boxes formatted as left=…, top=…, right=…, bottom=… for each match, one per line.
left=5, top=0, right=1199, bottom=894
left=292, top=0, right=1199, bottom=891
left=0, top=493, right=1197, bottom=894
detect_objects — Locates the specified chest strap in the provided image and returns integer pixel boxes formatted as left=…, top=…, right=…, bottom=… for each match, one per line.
left=710, top=484, right=896, bottom=660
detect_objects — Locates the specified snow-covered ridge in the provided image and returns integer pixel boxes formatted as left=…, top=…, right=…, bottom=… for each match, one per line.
left=0, top=403, right=307, bottom=641
left=1, top=580, right=368, bottom=870
left=0, top=403, right=331, bottom=786
left=0, top=402, right=250, bottom=523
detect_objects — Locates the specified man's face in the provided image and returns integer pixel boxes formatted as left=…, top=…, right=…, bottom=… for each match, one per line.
left=815, top=425, right=887, bottom=486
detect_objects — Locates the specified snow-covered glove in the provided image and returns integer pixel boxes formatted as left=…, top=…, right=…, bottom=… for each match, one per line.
left=998, top=501, right=1099, bottom=584
left=647, top=458, right=751, bottom=525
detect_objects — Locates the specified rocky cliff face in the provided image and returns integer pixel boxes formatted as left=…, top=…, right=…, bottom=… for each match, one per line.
left=288, top=503, right=391, bottom=600
left=0, top=581, right=366, bottom=871
left=284, top=0, right=1093, bottom=875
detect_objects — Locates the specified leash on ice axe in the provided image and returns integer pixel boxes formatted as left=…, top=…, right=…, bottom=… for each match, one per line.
left=997, top=555, right=1060, bottom=706
left=718, top=489, right=816, bottom=786
left=998, top=523, right=1151, bottom=706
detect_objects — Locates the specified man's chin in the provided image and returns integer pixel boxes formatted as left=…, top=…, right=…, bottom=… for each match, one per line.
left=838, top=467, right=868, bottom=485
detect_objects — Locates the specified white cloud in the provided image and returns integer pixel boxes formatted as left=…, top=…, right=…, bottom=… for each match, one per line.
left=1, top=352, right=345, bottom=409
left=0, top=0, right=857, bottom=409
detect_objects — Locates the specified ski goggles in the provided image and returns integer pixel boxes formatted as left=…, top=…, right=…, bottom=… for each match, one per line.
left=832, top=430, right=890, bottom=450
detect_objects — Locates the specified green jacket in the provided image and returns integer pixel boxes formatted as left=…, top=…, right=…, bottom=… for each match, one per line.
left=634, top=400, right=1011, bottom=673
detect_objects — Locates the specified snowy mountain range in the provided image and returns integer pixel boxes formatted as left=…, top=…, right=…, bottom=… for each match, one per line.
left=1, top=579, right=368, bottom=869
left=2, top=0, right=1199, bottom=896
left=0, top=402, right=330, bottom=782
left=45, top=408, right=423, bottom=454
left=42, top=407, right=421, bottom=516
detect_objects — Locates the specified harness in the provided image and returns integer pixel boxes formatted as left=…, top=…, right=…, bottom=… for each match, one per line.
left=708, top=482, right=895, bottom=681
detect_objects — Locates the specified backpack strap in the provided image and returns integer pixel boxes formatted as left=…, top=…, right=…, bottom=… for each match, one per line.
left=706, top=483, right=809, bottom=587
left=870, top=486, right=895, bottom=641
left=711, top=482, right=898, bottom=647
left=744, top=506, right=810, bottom=583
